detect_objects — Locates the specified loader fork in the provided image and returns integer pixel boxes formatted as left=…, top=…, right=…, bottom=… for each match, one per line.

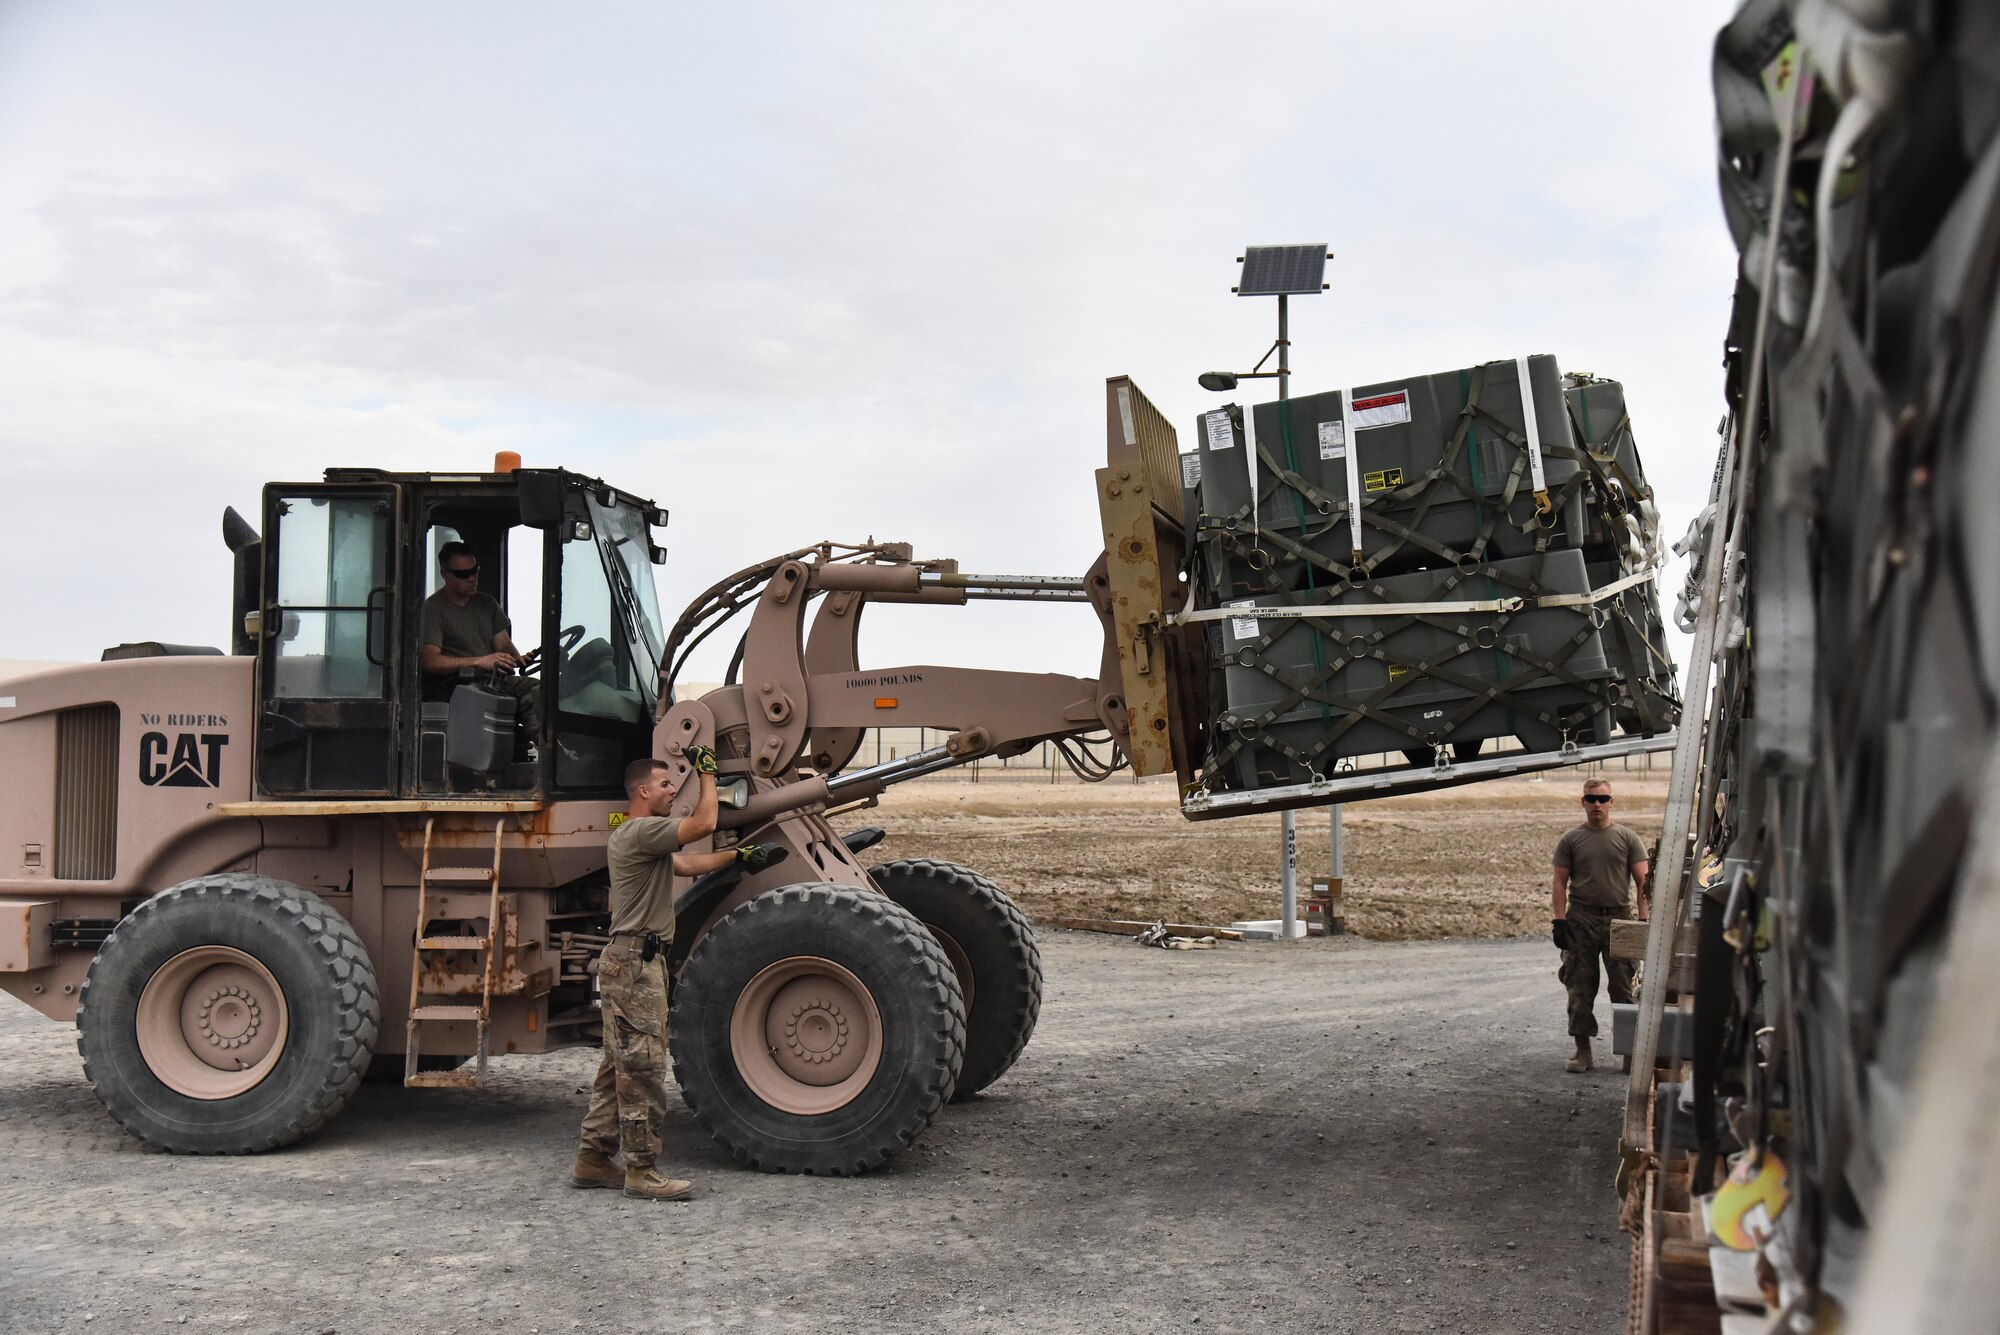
left=403, top=816, right=505, bottom=1087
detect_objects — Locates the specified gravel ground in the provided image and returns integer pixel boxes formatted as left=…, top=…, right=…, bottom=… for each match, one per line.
left=0, top=931, right=1629, bottom=1334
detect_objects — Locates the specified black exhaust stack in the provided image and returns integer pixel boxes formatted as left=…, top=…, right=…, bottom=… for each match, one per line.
left=223, top=507, right=261, bottom=657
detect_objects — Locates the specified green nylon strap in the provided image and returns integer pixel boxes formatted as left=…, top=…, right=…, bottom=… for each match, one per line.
left=1276, top=398, right=1332, bottom=724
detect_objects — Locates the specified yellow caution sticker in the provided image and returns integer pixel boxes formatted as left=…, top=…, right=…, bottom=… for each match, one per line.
left=1363, top=467, right=1404, bottom=493
left=607, top=811, right=625, bottom=828
left=1387, top=664, right=1411, bottom=680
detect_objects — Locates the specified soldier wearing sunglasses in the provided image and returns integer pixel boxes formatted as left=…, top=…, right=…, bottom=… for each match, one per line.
left=421, top=541, right=540, bottom=737
left=1549, top=778, right=1649, bottom=1073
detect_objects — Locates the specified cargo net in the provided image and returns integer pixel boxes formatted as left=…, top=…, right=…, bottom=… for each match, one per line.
left=1189, top=365, right=1679, bottom=793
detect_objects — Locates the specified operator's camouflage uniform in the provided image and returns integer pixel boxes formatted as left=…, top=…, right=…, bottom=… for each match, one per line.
left=1559, top=904, right=1635, bottom=1038
left=579, top=940, right=670, bottom=1165
left=578, top=814, right=683, bottom=1168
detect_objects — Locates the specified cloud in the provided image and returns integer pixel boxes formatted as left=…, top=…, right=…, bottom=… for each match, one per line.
left=0, top=1, right=1741, bottom=686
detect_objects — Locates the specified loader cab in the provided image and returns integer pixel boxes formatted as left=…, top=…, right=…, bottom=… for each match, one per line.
left=250, top=466, right=667, bottom=800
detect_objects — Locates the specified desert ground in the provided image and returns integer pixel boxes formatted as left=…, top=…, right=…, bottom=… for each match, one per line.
left=851, top=768, right=1668, bottom=939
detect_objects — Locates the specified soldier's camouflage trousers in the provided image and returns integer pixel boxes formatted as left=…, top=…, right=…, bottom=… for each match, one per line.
left=1559, top=904, right=1635, bottom=1039
left=579, top=940, right=669, bottom=1167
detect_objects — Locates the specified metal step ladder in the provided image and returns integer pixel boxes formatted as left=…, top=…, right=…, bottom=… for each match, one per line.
left=404, top=815, right=505, bottom=1088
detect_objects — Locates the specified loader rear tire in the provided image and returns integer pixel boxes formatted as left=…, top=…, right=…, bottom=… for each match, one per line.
left=669, top=884, right=965, bottom=1174
left=78, top=874, right=380, bottom=1154
left=868, top=858, right=1041, bottom=1099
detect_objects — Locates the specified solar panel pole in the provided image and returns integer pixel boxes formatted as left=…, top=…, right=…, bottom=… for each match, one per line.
left=1210, top=243, right=1330, bottom=944
left=1278, top=292, right=1301, bottom=941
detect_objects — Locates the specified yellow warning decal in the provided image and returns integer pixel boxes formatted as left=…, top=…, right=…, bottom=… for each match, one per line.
left=607, top=811, right=625, bottom=828
left=1363, top=467, right=1405, bottom=493
left=1387, top=664, right=1411, bottom=680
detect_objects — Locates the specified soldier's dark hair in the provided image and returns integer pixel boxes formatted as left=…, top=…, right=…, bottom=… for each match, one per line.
left=437, top=540, right=474, bottom=566
left=624, top=757, right=669, bottom=798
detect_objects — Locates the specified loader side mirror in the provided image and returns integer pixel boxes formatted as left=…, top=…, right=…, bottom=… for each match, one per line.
left=517, top=471, right=564, bottom=530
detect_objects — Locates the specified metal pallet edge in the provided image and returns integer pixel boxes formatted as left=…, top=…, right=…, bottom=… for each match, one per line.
left=1179, top=733, right=1678, bottom=817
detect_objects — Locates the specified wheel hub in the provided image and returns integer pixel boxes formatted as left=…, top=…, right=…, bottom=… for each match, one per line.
left=772, top=991, right=852, bottom=1071
left=180, top=964, right=281, bottom=1070
left=139, top=947, right=290, bottom=1099
left=730, top=956, right=884, bottom=1114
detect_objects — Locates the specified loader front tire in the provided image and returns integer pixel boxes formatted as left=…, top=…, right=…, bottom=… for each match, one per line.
left=669, top=884, right=965, bottom=1174
left=78, top=874, right=380, bottom=1154
left=868, top=858, right=1041, bottom=1099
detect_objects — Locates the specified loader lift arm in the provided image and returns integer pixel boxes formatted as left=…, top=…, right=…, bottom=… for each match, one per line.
left=657, top=546, right=1127, bottom=804
left=651, top=377, right=1204, bottom=823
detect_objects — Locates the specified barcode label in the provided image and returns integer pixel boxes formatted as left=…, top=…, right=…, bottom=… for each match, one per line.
left=1204, top=410, right=1236, bottom=452
left=1228, top=599, right=1261, bottom=641
left=1318, top=420, right=1345, bottom=459
left=1180, top=451, right=1202, bottom=488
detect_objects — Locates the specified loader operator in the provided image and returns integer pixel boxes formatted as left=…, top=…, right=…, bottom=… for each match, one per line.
left=420, top=542, right=540, bottom=745
left=571, top=750, right=786, bottom=1201
left=1550, top=778, right=1650, bottom=1074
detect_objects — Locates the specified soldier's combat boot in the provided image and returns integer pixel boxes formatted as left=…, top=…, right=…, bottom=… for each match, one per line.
left=1566, top=1040, right=1593, bottom=1074
left=623, top=1165, right=695, bottom=1201
left=571, top=1147, right=623, bottom=1189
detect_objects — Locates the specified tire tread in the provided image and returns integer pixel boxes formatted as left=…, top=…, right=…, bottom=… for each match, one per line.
left=670, top=883, right=964, bottom=1175
left=869, top=858, right=1042, bottom=1099
left=77, top=873, right=380, bottom=1154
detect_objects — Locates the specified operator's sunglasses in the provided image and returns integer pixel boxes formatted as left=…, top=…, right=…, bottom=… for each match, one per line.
left=1582, top=794, right=1613, bottom=805
left=443, top=565, right=479, bottom=579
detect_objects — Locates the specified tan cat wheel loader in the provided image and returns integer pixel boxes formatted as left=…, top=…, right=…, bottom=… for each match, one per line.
left=0, top=379, right=1199, bottom=1171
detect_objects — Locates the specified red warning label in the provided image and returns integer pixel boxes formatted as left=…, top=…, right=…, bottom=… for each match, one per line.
left=1349, top=389, right=1411, bottom=429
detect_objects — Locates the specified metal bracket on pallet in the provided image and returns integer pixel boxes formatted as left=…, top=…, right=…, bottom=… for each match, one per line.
left=1179, top=732, right=1677, bottom=816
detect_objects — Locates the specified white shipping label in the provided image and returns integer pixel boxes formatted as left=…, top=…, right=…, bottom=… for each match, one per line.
left=1317, top=420, right=1346, bottom=459
left=1228, top=599, right=1261, bottom=641
left=1180, top=450, right=1202, bottom=488
left=1204, top=410, right=1236, bottom=452
left=1349, top=389, right=1411, bottom=430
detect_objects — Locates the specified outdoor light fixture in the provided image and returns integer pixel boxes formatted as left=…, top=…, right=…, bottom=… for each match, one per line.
left=1198, top=243, right=1334, bottom=395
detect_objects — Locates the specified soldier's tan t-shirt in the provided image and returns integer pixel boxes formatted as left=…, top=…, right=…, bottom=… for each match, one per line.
left=421, top=590, right=509, bottom=659
left=607, top=816, right=682, bottom=938
left=1553, top=822, right=1648, bottom=911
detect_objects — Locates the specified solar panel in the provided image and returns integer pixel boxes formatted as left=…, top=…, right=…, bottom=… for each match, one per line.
left=1235, top=244, right=1328, bottom=296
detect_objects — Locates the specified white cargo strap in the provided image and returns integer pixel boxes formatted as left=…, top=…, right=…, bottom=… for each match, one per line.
left=1176, top=597, right=1524, bottom=624
left=1340, top=388, right=1363, bottom=565
left=1166, top=568, right=1652, bottom=626
left=1516, top=355, right=1552, bottom=514
left=1245, top=402, right=1260, bottom=551
left=1530, top=567, right=1655, bottom=607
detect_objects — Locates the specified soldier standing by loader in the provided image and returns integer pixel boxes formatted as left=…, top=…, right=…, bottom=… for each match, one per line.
left=572, top=749, right=785, bottom=1200
left=1550, top=778, right=1650, bottom=1073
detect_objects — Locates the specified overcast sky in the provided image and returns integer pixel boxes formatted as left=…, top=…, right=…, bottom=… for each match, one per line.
left=0, top=1, right=1737, bottom=684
